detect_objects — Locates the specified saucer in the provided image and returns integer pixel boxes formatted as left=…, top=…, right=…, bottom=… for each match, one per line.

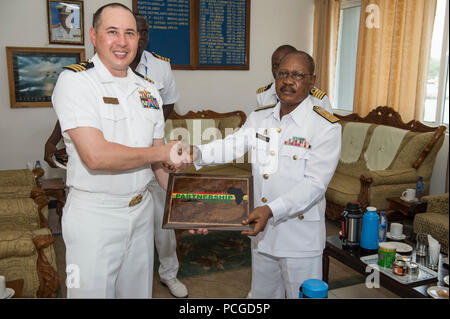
left=387, top=232, right=406, bottom=240
left=1, top=288, right=14, bottom=299
left=389, top=242, right=413, bottom=253
left=427, top=286, right=449, bottom=299
left=400, top=196, right=418, bottom=203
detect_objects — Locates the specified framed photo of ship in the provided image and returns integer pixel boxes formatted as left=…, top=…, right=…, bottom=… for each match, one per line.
left=163, top=174, right=254, bottom=231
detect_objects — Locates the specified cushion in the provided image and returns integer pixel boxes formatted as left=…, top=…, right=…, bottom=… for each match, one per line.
left=0, top=169, right=36, bottom=187
left=340, top=122, right=371, bottom=164
left=0, top=231, right=36, bottom=258
left=0, top=198, right=41, bottom=231
left=364, top=125, right=408, bottom=171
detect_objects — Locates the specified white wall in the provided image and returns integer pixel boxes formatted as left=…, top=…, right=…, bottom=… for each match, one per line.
left=0, top=0, right=314, bottom=179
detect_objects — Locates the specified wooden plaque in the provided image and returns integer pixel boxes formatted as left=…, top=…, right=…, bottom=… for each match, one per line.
left=163, top=174, right=254, bottom=231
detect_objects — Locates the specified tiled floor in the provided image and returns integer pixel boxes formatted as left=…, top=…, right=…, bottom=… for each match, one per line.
left=48, top=208, right=400, bottom=299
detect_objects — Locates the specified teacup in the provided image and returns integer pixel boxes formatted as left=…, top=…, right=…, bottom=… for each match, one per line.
left=0, top=275, right=6, bottom=299
left=401, top=189, right=416, bottom=202
left=390, top=223, right=403, bottom=238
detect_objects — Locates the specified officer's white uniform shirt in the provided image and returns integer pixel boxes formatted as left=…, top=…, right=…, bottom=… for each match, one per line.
left=256, top=82, right=333, bottom=113
left=197, top=96, right=341, bottom=257
left=136, top=51, right=179, bottom=105
left=51, top=24, right=81, bottom=41
left=52, top=53, right=165, bottom=196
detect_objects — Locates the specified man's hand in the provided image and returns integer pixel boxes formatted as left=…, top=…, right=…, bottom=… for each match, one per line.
left=241, top=205, right=273, bottom=236
left=188, top=228, right=208, bottom=235
left=162, top=141, right=192, bottom=173
left=44, top=121, right=63, bottom=168
left=190, top=145, right=202, bottom=163
left=44, top=141, right=59, bottom=168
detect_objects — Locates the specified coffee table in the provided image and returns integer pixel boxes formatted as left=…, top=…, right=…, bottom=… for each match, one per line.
left=323, top=235, right=448, bottom=298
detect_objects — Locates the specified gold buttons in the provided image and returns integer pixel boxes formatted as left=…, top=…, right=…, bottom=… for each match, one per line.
left=270, top=150, right=276, bottom=156
left=293, top=155, right=298, bottom=160
left=298, top=214, right=304, bottom=220
left=263, top=174, right=269, bottom=179
left=261, top=197, right=268, bottom=203
left=277, top=128, right=282, bottom=133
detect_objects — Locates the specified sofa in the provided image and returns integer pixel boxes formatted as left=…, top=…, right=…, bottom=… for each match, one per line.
left=413, top=193, right=449, bottom=253
left=0, top=168, right=59, bottom=297
left=166, top=109, right=252, bottom=176
left=325, top=106, right=446, bottom=220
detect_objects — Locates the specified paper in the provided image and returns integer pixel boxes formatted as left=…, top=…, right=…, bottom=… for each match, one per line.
left=428, top=235, right=441, bottom=265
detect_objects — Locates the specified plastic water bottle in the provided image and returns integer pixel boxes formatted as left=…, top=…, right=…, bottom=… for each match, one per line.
left=34, top=160, right=43, bottom=185
left=378, top=211, right=387, bottom=242
left=415, top=176, right=424, bottom=202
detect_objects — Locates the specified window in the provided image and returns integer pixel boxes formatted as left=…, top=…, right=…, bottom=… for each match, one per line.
left=424, top=0, right=449, bottom=127
left=333, top=0, right=361, bottom=112
left=333, top=0, right=449, bottom=125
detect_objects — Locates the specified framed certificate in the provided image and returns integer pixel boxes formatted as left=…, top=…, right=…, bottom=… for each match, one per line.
left=163, top=174, right=254, bottom=231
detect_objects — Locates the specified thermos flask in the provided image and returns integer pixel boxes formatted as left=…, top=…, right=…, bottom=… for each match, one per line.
left=340, top=201, right=362, bottom=248
left=360, top=206, right=379, bottom=250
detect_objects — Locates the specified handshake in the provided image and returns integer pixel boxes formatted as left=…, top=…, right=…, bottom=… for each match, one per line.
left=161, top=141, right=201, bottom=173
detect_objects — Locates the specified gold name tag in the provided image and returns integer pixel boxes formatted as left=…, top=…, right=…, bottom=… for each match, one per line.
left=103, top=97, right=119, bottom=104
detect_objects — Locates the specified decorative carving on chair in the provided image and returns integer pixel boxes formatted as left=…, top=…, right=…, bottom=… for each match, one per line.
left=358, top=175, right=373, bottom=212
left=34, top=235, right=59, bottom=298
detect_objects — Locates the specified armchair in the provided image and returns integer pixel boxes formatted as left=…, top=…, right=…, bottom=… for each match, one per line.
left=413, top=193, right=449, bottom=253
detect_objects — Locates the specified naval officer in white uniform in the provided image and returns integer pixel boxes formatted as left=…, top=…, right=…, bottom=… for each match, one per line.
left=256, top=45, right=333, bottom=112
left=51, top=4, right=82, bottom=42
left=131, top=14, right=187, bottom=298
left=52, top=3, right=189, bottom=298
left=193, top=51, right=341, bottom=298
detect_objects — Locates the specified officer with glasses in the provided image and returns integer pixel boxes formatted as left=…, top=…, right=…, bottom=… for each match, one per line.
left=192, top=51, right=341, bottom=298
left=256, top=45, right=333, bottom=112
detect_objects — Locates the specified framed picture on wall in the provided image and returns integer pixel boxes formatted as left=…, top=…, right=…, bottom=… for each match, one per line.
left=6, top=47, right=86, bottom=108
left=47, top=0, right=84, bottom=45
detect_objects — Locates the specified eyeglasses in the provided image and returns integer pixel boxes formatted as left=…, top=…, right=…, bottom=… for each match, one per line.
left=276, top=71, right=313, bottom=81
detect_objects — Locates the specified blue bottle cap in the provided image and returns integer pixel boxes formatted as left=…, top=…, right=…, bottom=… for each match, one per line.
left=301, top=279, right=328, bottom=298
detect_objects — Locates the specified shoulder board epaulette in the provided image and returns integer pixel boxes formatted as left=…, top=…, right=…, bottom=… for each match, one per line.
left=256, top=83, right=273, bottom=94
left=313, top=106, right=339, bottom=123
left=310, top=87, right=327, bottom=100
left=255, top=103, right=276, bottom=112
left=151, top=52, right=171, bottom=63
left=133, top=70, right=154, bottom=84
left=64, top=60, right=94, bottom=72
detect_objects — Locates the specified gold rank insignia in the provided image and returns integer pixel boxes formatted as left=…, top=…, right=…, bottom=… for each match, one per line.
left=152, top=52, right=171, bottom=63
left=133, top=70, right=154, bottom=84
left=313, top=106, right=340, bottom=123
left=255, top=103, right=276, bottom=112
left=256, top=83, right=273, bottom=94
left=64, top=60, right=94, bottom=72
left=310, top=87, right=327, bottom=100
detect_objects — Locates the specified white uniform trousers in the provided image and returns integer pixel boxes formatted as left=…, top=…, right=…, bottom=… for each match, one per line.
left=251, top=248, right=322, bottom=299
left=148, top=181, right=179, bottom=281
left=62, top=188, right=154, bottom=298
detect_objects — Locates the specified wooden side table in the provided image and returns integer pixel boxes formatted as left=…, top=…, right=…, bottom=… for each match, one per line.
left=386, top=197, right=427, bottom=221
left=6, top=279, right=24, bottom=298
left=41, top=178, right=66, bottom=224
